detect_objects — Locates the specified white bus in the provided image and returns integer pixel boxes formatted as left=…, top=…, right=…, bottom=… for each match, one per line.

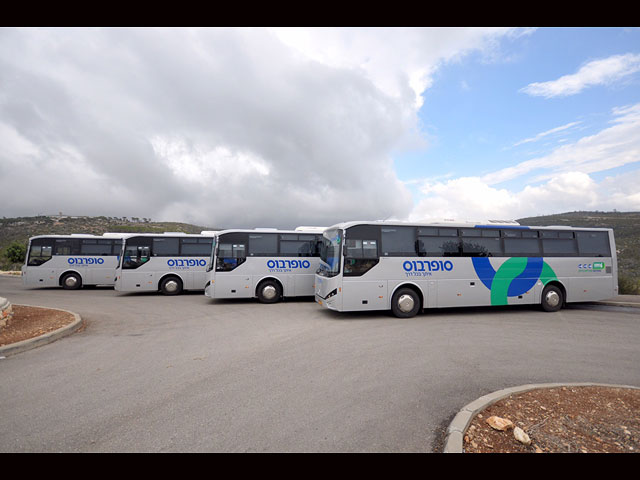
left=205, top=228, right=324, bottom=303
left=314, top=220, right=618, bottom=317
left=114, top=232, right=216, bottom=295
left=22, top=234, right=124, bottom=289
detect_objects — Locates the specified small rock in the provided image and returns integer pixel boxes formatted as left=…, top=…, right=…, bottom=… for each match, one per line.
left=513, top=426, right=531, bottom=446
left=534, top=445, right=543, bottom=453
left=486, top=416, right=514, bottom=431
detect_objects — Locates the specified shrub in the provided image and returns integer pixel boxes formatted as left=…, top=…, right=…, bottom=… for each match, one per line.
left=618, top=273, right=640, bottom=295
left=4, top=241, right=27, bottom=264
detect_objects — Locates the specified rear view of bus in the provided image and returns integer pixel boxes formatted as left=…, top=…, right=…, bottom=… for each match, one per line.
left=114, top=232, right=216, bottom=295
left=315, top=221, right=617, bottom=317
left=205, top=228, right=324, bottom=303
left=22, top=234, right=123, bottom=289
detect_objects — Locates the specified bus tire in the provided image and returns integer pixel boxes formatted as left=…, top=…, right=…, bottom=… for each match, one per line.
left=257, top=279, right=282, bottom=304
left=160, top=276, right=183, bottom=296
left=541, top=284, right=563, bottom=312
left=391, top=287, right=421, bottom=318
left=61, top=272, right=82, bottom=290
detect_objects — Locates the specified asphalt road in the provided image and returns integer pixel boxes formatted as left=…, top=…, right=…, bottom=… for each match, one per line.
left=1, top=275, right=639, bottom=452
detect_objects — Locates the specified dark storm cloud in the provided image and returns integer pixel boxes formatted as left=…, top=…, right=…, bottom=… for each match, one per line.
left=0, top=27, right=415, bottom=228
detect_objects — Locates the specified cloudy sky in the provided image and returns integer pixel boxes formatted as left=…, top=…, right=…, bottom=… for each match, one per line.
left=1, top=27, right=639, bottom=229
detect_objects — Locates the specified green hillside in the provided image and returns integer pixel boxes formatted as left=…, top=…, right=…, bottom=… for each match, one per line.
left=0, top=215, right=217, bottom=270
left=2, top=212, right=639, bottom=293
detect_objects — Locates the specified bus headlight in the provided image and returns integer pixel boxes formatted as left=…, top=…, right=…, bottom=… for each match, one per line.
left=325, top=288, right=338, bottom=299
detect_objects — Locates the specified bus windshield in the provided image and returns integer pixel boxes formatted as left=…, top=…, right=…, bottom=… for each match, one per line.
left=317, top=229, right=342, bottom=277
left=207, top=239, right=217, bottom=272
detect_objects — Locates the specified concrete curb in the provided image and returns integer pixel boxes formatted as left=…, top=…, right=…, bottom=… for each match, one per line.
left=0, top=304, right=83, bottom=358
left=443, top=382, right=640, bottom=453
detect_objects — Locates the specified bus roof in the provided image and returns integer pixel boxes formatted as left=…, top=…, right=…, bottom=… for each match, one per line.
left=324, top=220, right=613, bottom=232
left=28, top=233, right=127, bottom=240
left=118, top=232, right=217, bottom=240
left=215, top=228, right=324, bottom=235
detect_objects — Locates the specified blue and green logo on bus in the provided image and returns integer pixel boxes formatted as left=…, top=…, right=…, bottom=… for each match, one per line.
left=472, top=257, right=557, bottom=306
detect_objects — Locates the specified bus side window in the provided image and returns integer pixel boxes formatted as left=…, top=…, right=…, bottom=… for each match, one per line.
left=344, top=239, right=379, bottom=276
left=216, top=243, right=246, bottom=271
left=28, top=243, right=53, bottom=266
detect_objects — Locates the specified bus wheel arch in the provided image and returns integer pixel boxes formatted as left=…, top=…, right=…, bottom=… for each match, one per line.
left=390, top=284, right=423, bottom=318
left=541, top=281, right=565, bottom=312
left=60, top=270, right=83, bottom=290
left=256, top=277, right=283, bottom=304
left=159, top=274, right=184, bottom=296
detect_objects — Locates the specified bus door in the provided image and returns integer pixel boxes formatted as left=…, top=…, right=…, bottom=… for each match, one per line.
left=121, top=241, right=153, bottom=290
left=214, top=237, right=252, bottom=298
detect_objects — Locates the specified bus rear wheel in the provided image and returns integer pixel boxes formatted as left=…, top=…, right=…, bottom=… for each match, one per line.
left=541, top=284, right=563, bottom=312
left=391, top=287, right=421, bottom=318
left=257, top=279, right=282, bottom=304
left=61, top=272, right=82, bottom=290
left=160, top=276, right=183, bottom=296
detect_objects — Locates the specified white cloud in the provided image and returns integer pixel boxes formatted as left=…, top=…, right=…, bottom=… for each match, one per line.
left=521, top=53, right=640, bottom=98
left=482, top=103, right=640, bottom=185
left=0, top=27, right=528, bottom=228
left=270, top=27, right=533, bottom=109
left=512, top=121, right=581, bottom=147
left=409, top=103, right=640, bottom=223
left=408, top=171, right=633, bottom=223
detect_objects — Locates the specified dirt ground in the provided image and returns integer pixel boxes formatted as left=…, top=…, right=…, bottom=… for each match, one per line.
left=0, top=304, right=77, bottom=347
left=464, top=385, right=640, bottom=453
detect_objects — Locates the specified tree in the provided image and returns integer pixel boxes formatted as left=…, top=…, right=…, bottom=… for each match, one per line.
left=5, top=241, right=27, bottom=264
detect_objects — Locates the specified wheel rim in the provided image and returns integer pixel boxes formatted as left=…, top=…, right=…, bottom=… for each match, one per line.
left=262, top=285, right=277, bottom=300
left=164, top=280, right=179, bottom=293
left=397, top=294, right=415, bottom=313
left=545, top=290, right=560, bottom=308
left=65, top=276, right=78, bottom=288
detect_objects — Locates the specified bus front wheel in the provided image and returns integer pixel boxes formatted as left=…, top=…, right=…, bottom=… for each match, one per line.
left=61, top=272, right=82, bottom=290
left=391, top=287, right=421, bottom=318
left=541, top=284, right=563, bottom=312
left=160, top=276, right=183, bottom=296
left=257, top=279, right=282, bottom=304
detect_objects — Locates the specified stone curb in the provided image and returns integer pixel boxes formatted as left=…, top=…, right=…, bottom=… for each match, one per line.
left=443, top=382, right=640, bottom=453
left=0, top=304, right=83, bottom=358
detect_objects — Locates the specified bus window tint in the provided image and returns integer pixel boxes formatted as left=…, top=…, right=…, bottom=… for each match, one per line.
left=504, top=237, right=541, bottom=255
left=417, top=228, right=460, bottom=257
left=249, top=234, right=278, bottom=256
left=344, top=239, right=379, bottom=276
left=28, top=240, right=53, bottom=266
left=152, top=237, right=180, bottom=256
left=80, top=239, right=113, bottom=255
left=381, top=227, right=416, bottom=256
left=344, top=225, right=379, bottom=276
left=54, top=239, right=80, bottom=256
left=576, top=231, right=610, bottom=256
left=122, top=237, right=153, bottom=269
left=318, top=230, right=342, bottom=277
left=180, top=237, right=213, bottom=256
left=542, top=231, right=578, bottom=255
left=216, top=243, right=246, bottom=271
left=460, top=229, right=503, bottom=257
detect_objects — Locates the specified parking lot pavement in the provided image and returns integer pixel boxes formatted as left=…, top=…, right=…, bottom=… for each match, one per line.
left=1, top=275, right=639, bottom=452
